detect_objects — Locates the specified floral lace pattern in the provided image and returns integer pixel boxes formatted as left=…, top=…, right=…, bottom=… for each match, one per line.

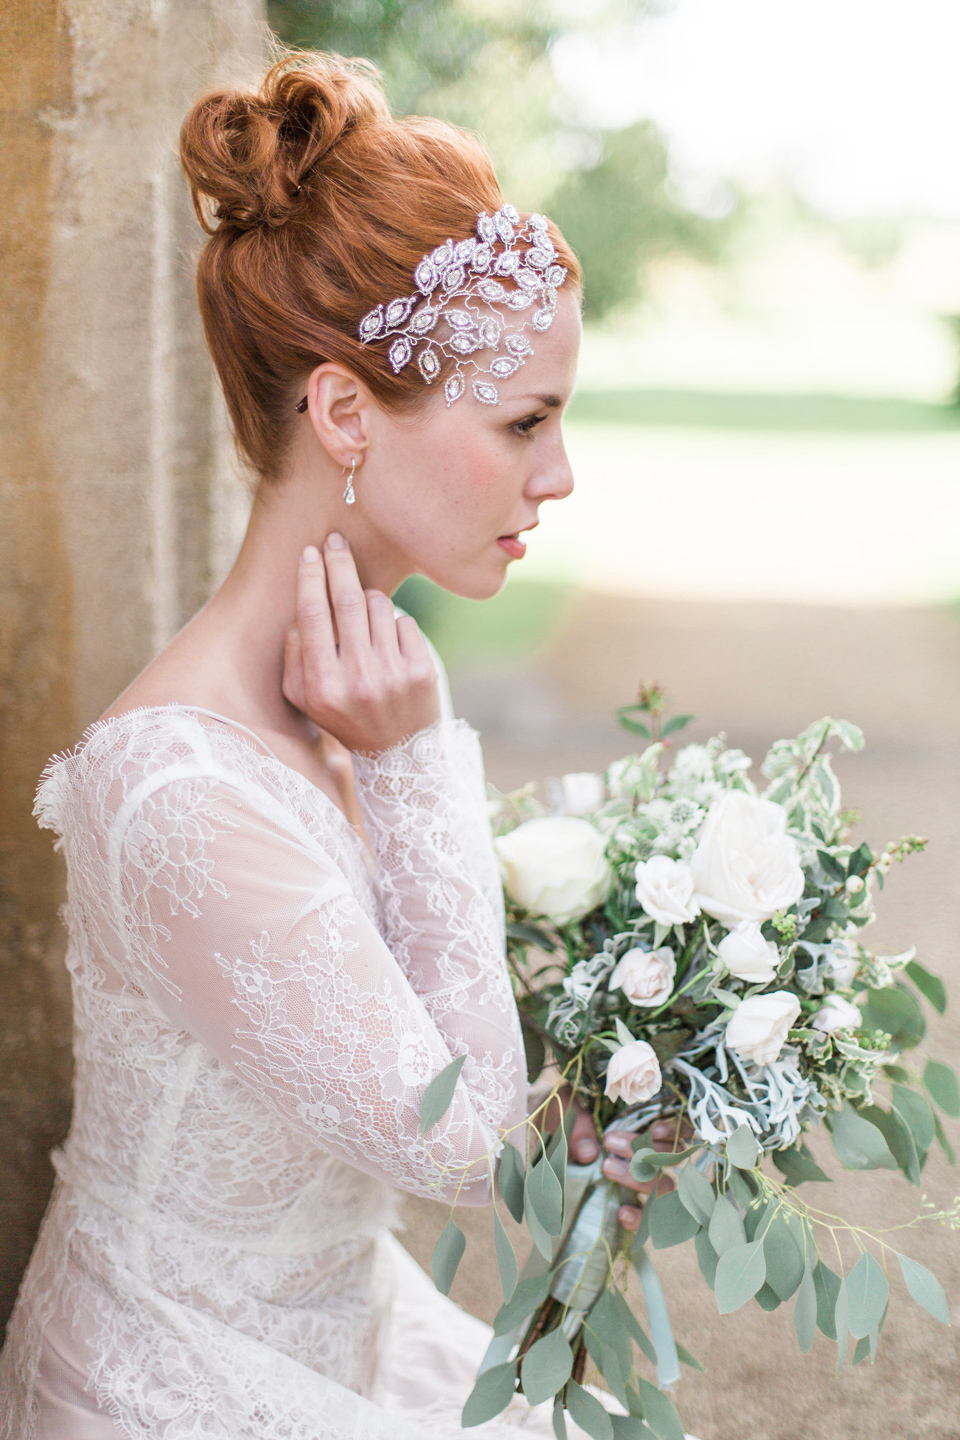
left=0, top=703, right=530, bottom=1438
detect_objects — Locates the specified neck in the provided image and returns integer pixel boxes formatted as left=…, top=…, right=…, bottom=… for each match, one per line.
left=195, top=437, right=411, bottom=730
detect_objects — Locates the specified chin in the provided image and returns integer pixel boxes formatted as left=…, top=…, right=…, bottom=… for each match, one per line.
left=426, top=556, right=510, bottom=602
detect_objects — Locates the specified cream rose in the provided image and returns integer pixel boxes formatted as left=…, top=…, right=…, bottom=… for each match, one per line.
left=634, top=856, right=701, bottom=927
left=718, top=921, right=780, bottom=984
left=609, top=946, right=676, bottom=1007
left=560, top=771, right=606, bottom=817
left=690, top=791, right=805, bottom=927
left=496, top=816, right=612, bottom=924
left=604, top=1039, right=662, bottom=1104
left=725, top=991, right=801, bottom=1066
left=811, top=994, right=862, bottom=1033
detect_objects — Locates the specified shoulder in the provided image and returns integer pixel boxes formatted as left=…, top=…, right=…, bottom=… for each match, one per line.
left=34, top=705, right=278, bottom=843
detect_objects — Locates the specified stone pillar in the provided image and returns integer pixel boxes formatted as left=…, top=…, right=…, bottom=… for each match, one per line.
left=0, top=0, right=263, bottom=1326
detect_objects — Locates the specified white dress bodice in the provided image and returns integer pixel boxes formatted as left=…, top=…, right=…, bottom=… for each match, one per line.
left=0, top=700, right=555, bottom=1439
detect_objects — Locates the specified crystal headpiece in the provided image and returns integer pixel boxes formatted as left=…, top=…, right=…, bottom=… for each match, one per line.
left=356, top=205, right=568, bottom=406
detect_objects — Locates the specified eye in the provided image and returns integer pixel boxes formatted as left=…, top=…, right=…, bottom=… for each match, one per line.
left=513, top=413, right=547, bottom=436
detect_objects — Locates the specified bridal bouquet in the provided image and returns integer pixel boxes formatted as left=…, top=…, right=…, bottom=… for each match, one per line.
left=420, top=691, right=958, bottom=1440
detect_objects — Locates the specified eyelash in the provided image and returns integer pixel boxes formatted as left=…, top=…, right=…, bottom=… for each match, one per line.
left=513, top=413, right=547, bottom=436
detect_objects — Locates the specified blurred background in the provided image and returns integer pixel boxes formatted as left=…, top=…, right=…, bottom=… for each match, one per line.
left=3, top=1, right=959, bottom=1436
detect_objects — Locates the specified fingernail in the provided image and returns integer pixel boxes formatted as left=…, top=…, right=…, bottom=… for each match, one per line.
left=619, top=1206, right=641, bottom=1232
left=326, top=532, right=346, bottom=550
left=574, top=1139, right=598, bottom=1162
left=604, top=1134, right=632, bottom=1157
left=302, top=545, right=320, bottom=564
left=651, top=1123, right=671, bottom=1139
left=602, top=1157, right=628, bottom=1181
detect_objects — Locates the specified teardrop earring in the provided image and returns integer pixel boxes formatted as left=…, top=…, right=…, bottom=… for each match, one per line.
left=342, top=458, right=357, bottom=506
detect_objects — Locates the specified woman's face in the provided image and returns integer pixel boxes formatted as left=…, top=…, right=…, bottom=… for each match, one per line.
left=352, top=287, right=581, bottom=599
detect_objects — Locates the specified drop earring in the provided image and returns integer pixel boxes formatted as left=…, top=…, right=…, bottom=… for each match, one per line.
left=342, top=458, right=357, bottom=506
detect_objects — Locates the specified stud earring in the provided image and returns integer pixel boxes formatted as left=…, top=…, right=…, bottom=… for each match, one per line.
left=342, top=458, right=357, bottom=506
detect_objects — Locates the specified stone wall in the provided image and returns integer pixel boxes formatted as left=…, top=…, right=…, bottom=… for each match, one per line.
left=0, top=0, right=262, bottom=1328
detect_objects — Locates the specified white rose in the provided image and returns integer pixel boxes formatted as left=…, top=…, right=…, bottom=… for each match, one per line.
left=634, top=856, right=701, bottom=927
left=496, top=816, right=612, bottom=924
left=811, top=994, right=862, bottom=1032
left=609, top=946, right=676, bottom=1007
left=560, top=771, right=606, bottom=816
left=604, top=1039, right=662, bottom=1104
left=725, top=991, right=801, bottom=1066
left=690, top=791, right=805, bottom=927
left=718, top=921, right=780, bottom=984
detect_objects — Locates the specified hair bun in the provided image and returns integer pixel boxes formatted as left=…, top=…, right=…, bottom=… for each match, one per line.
left=180, top=53, right=388, bottom=233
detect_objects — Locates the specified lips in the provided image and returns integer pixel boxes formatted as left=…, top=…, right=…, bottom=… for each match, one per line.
left=497, top=522, right=537, bottom=561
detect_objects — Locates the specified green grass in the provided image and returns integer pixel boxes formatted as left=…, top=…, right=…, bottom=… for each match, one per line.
left=394, top=575, right=574, bottom=670
left=567, top=388, right=960, bottom=433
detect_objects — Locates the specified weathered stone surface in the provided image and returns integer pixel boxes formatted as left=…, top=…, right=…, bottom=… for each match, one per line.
left=0, top=0, right=261, bottom=1330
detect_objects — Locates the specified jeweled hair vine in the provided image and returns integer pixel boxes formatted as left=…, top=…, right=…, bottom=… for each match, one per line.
left=356, top=206, right=569, bottom=406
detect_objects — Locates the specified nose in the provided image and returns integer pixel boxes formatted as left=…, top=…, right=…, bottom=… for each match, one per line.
left=526, top=436, right=575, bottom=505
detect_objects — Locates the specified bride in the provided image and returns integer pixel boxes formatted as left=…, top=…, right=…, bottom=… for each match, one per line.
left=0, top=52, right=681, bottom=1438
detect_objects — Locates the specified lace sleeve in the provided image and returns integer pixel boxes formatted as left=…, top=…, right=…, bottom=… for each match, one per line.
left=351, top=720, right=524, bottom=1135
left=113, top=760, right=524, bottom=1206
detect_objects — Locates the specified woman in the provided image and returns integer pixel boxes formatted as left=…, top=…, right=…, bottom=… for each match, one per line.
left=0, top=53, right=677, bottom=1438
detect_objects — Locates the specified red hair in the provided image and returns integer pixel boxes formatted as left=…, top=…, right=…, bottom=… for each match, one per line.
left=179, top=53, right=581, bottom=480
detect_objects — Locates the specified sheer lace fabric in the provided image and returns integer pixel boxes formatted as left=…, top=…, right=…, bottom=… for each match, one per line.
left=0, top=701, right=581, bottom=1438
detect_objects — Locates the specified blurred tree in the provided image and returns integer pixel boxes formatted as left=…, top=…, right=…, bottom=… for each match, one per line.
left=266, top=0, right=738, bottom=320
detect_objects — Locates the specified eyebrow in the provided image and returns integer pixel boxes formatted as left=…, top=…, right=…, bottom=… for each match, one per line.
left=517, top=393, right=564, bottom=409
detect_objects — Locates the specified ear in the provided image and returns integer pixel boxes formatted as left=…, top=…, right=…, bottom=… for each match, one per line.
left=303, top=363, right=373, bottom=468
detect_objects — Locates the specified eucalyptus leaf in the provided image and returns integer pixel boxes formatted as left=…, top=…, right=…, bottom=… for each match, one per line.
left=526, top=1155, right=564, bottom=1242
left=934, top=1112, right=957, bottom=1165
left=609, top=1287, right=657, bottom=1365
left=858, top=1104, right=919, bottom=1187
left=905, top=959, right=947, bottom=1016
left=708, top=1195, right=746, bottom=1256
left=419, top=1054, right=467, bottom=1135
left=896, top=1253, right=951, bottom=1324
left=725, top=1125, right=761, bottom=1170
left=694, top=1228, right=719, bottom=1290
left=834, top=1278, right=850, bottom=1375
left=924, top=1059, right=960, bottom=1118
left=714, top=1240, right=766, bottom=1313
left=846, top=1251, right=889, bottom=1339
left=678, top=1164, right=716, bottom=1226
left=629, top=1151, right=659, bottom=1184
left=493, top=1273, right=552, bottom=1336
left=498, top=1143, right=526, bottom=1224
left=493, top=1208, right=518, bottom=1303
left=891, top=1084, right=936, bottom=1152
left=772, top=1145, right=832, bottom=1186
left=635, top=1377, right=685, bottom=1440
left=649, top=1191, right=701, bottom=1249
left=794, top=1265, right=817, bottom=1354
left=520, top=1329, right=573, bottom=1406
left=553, top=1397, right=567, bottom=1440
left=762, top=1209, right=806, bottom=1301
left=506, top=921, right=556, bottom=949
left=754, top=1283, right=782, bottom=1312
left=589, top=1291, right=633, bottom=1383
left=431, top=1219, right=465, bottom=1295
left=461, top=1361, right=517, bottom=1427
left=725, top=1167, right=756, bottom=1210
left=676, top=1342, right=706, bottom=1372
left=566, top=1380, right=614, bottom=1440
left=827, top=1103, right=896, bottom=1171
left=859, top=984, right=925, bottom=1048
left=610, top=1418, right=648, bottom=1440
left=813, top=1260, right=841, bottom=1339
left=851, top=1334, right=872, bottom=1366
left=600, top=1344, right=630, bottom=1411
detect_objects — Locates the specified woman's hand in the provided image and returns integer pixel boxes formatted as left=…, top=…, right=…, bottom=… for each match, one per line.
left=567, top=1099, right=694, bottom=1233
left=282, top=534, right=440, bottom=754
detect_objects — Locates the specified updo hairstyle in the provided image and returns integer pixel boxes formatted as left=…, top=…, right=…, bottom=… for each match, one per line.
left=179, top=53, right=581, bottom=481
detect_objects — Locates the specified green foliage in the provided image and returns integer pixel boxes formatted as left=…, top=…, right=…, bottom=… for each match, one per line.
left=521, top=1329, right=573, bottom=1406
left=794, top=1266, right=817, bottom=1354
left=648, top=1191, right=701, bottom=1249
left=498, top=1142, right=526, bottom=1223
left=896, top=1252, right=951, bottom=1324
left=827, top=1103, right=896, bottom=1171
left=846, top=1251, right=889, bottom=1339
left=925, top=1059, right=960, bottom=1118
left=566, top=1380, right=614, bottom=1440
left=714, top=1239, right=766, bottom=1313
left=431, top=1218, right=466, bottom=1294
left=493, top=1273, right=551, bottom=1336
left=493, top=1208, right=518, bottom=1302
left=418, top=1053, right=466, bottom=1134
left=461, top=1360, right=517, bottom=1427
left=772, top=1143, right=832, bottom=1186
left=725, top=1124, right=761, bottom=1170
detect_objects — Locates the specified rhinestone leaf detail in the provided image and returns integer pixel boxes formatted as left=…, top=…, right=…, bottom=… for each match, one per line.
left=356, top=206, right=569, bottom=406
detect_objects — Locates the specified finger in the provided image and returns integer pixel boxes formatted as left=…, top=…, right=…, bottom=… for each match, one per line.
left=366, top=589, right=401, bottom=660
left=281, top=623, right=306, bottom=712
left=296, top=548, right=338, bottom=695
left=619, top=1205, right=643, bottom=1233
left=323, top=534, right=371, bottom=656
left=395, top=613, right=432, bottom=664
left=570, top=1107, right=600, bottom=1164
left=604, top=1132, right=633, bottom=1159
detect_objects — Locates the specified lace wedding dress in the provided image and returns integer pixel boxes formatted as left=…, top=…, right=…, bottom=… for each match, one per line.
left=0, top=674, right=600, bottom=1438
